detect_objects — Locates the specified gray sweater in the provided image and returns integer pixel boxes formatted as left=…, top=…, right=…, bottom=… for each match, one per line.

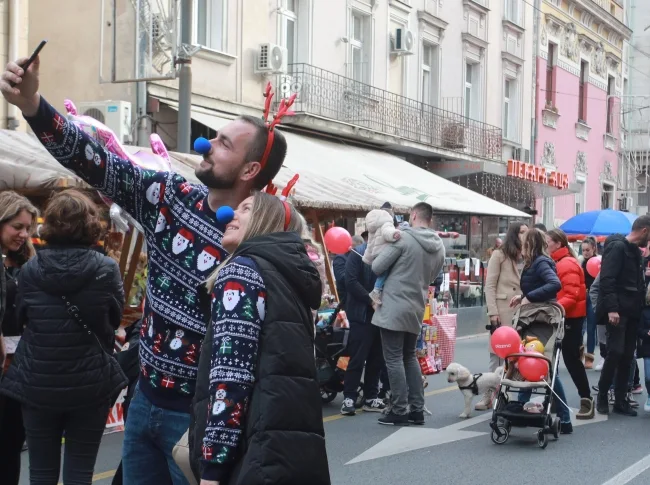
left=371, top=227, right=445, bottom=335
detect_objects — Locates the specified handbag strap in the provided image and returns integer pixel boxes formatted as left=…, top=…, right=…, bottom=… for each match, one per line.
left=61, top=295, right=107, bottom=351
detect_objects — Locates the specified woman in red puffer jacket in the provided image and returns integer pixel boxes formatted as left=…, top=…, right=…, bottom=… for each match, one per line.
left=547, top=228, right=594, bottom=419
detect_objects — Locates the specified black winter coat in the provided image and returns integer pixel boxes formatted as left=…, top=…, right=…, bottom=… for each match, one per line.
left=638, top=256, right=650, bottom=358
left=0, top=247, right=126, bottom=410
left=597, top=234, right=645, bottom=323
left=344, top=243, right=376, bottom=325
left=190, top=232, right=330, bottom=485
left=332, top=253, right=348, bottom=307
left=520, top=255, right=561, bottom=303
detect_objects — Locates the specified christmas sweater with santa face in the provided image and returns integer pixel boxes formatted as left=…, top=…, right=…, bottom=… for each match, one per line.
left=201, top=255, right=266, bottom=481
left=25, top=97, right=229, bottom=412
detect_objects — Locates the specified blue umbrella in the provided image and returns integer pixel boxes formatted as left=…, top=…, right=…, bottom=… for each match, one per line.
left=559, top=209, right=638, bottom=236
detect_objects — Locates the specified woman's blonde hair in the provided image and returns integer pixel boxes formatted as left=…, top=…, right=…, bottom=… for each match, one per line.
left=523, top=228, right=549, bottom=268
left=206, top=191, right=306, bottom=290
left=0, top=190, right=38, bottom=264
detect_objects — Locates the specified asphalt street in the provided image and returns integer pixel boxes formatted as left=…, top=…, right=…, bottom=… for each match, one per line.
left=18, top=334, right=650, bottom=485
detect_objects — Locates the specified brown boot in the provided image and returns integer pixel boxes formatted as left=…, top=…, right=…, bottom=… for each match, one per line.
left=474, top=390, right=493, bottom=411
left=585, top=353, right=595, bottom=369
left=576, top=397, right=595, bottom=420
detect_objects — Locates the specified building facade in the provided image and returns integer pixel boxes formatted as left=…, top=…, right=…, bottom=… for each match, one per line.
left=623, top=0, right=650, bottom=214
left=0, top=0, right=30, bottom=132
left=535, top=0, right=632, bottom=228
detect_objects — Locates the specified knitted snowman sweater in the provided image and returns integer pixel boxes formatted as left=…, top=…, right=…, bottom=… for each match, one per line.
left=24, top=97, right=264, bottom=415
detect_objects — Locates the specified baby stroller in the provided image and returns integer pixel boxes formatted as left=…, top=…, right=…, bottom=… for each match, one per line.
left=315, top=305, right=351, bottom=403
left=489, top=302, right=565, bottom=449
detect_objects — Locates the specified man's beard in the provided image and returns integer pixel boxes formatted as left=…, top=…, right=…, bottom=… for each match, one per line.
left=195, top=164, right=238, bottom=190
left=637, top=235, right=650, bottom=248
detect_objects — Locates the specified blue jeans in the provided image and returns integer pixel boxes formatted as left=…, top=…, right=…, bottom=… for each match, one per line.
left=122, top=384, right=191, bottom=485
left=374, top=273, right=388, bottom=291
left=645, top=358, right=650, bottom=390
left=584, top=299, right=597, bottom=354
left=519, top=377, right=571, bottom=424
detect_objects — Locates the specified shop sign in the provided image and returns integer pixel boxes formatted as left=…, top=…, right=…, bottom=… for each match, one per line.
left=507, top=159, right=569, bottom=190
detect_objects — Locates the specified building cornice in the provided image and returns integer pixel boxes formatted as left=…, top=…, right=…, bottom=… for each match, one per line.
left=570, top=0, right=632, bottom=41
left=417, top=10, right=449, bottom=32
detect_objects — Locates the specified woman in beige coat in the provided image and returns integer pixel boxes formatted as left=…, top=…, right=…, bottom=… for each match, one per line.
left=477, top=221, right=528, bottom=410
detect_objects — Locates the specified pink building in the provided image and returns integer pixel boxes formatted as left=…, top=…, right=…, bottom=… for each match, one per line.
left=534, top=8, right=631, bottom=229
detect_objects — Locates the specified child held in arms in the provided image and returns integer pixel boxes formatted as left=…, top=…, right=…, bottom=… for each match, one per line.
left=363, top=202, right=400, bottom=305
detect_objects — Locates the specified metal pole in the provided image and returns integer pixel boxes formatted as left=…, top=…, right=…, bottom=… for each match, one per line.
left=177, top=0, right=193, bottom=153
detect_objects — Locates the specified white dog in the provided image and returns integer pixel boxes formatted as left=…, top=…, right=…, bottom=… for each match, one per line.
left=446, top=363, right=503, bottom=419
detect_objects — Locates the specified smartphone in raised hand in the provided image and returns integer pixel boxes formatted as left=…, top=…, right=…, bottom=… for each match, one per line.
left=9, top=39, right=47, bottom=87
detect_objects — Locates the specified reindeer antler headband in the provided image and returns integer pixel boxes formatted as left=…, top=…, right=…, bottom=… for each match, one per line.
left=260, top=82, right=297, bottom=169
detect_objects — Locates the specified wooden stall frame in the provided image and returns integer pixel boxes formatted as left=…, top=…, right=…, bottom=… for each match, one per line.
left=310, top=210, right=340, bottom=304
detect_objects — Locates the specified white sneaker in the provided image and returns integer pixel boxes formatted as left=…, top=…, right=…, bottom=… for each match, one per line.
left=644, top=396, right=650, bottom=413
left=362, top=398, right=387, bottom=413
left=595, top=358, right=605, bottom=371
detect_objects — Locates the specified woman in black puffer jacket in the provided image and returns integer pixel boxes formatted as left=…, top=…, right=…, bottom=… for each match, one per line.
left=509, top=228, right=573, bottom=433
left=0, top=190, right=127, bottom=485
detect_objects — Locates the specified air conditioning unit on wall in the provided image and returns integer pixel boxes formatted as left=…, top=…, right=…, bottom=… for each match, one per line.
left=619, top=196, right=634, bottom=212
left=391, top=28, right=414, bottom=55
left=255, top=43, right=288, bottom=74
left=512, top=147, right=530, bottom=163
left=77, top=101, right=133, bottom=144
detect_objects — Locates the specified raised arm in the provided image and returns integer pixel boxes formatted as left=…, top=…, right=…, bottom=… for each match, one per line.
left=0, top=58, right=171, bottom=232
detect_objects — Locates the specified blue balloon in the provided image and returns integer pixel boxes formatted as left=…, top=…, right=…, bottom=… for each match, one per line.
left=216, top=206, right=235, bottom=225
left=193, top=137, right=212, bottom=155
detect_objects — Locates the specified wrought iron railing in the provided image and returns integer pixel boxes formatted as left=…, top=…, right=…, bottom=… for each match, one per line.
left=276, top=63, right=503, bottom=161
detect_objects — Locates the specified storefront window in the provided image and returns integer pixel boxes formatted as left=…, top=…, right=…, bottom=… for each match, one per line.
left=432, top=214, right=469, bottom=259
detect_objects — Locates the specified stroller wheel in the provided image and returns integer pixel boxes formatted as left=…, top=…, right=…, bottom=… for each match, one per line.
left=491, top=426, right=509, bottom=445
left=552, top=417, right=560, bottom=439
left=537, top=430, right=548, bottom=449
left=321, top=390, right=337, bottom=404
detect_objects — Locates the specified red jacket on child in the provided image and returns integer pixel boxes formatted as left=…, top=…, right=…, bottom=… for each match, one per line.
left=551, top=246, right=587, bottom=318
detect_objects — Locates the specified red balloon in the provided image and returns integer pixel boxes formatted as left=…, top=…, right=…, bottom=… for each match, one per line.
left=323, top=227, right=353, bottom=255
left=490, top=326, right=521, bottom=359
left=586, top=255, right=602, bottom=278
left=518, top=353, right=549, bottom=382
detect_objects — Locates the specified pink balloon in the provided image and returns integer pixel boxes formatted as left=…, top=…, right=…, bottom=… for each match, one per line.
left=323, top=227, right=353, bottom=255
left=490, top=326, right=521, bottom=359
left=586, top=255, right=602, bottom=278
left=518, top=353, right=549, bottom=382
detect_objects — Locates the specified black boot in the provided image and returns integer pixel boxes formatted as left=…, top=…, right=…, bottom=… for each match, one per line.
left=596, top=393, right=609, bottom=415
left=613, top=400, right=638, bottom=417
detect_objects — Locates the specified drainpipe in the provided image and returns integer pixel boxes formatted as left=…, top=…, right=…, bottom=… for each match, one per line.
left=530, top=0, right=541, bottom=166
left=7, top=0, right=20, bottom=130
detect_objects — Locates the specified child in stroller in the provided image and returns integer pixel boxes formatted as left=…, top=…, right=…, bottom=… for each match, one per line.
left=490, top=302, right=572, bottom=448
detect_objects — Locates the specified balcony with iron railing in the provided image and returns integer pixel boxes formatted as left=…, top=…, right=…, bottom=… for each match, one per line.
left=276, top=63, right=502, bottom=161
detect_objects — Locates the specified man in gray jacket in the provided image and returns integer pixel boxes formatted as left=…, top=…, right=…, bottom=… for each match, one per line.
left=371, top=202, right=445, bottom=426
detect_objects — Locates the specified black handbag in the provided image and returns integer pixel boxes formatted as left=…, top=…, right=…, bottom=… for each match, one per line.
left=61, top=295, right=128, bottom=399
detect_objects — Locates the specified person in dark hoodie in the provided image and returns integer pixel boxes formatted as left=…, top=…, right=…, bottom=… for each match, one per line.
left=0, top=190, right=38, bottom=485
left=0, top=189, right=126, bottom=485
left=190, top=192, right=330, bottom=485
left=595, top=215, right=650, bottom=417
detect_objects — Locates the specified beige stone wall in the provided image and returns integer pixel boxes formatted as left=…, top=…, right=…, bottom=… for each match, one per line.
left=28, top=0, right=135, bottom=118
left=0, top=0, right=30, bottom=131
